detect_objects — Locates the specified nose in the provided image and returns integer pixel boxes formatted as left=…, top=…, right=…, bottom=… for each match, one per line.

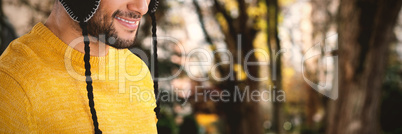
left=127, top=0, right=149, bottom=15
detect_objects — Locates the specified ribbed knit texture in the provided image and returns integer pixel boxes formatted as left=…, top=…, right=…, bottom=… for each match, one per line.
left=0, top=23, right=157, bottom=133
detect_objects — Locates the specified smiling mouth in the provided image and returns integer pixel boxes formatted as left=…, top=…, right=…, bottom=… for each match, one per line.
left=115, top=16, right=137, bottom=24
left=114, top=16, right=140, bottom=30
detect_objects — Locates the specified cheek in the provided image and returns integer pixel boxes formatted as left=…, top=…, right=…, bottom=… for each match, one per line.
left=96, top=2, right=118, bottom=19
left=97, top=10, right=115, bottom=26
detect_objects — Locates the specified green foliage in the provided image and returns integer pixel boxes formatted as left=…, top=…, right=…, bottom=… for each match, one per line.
left=157, top=100, right=180, bottom=134
left=157, top=112, right=178, bottom=134
left=179, top=115, right=200, bottom=134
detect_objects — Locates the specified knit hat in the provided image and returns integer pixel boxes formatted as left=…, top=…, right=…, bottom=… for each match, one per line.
left=58, top=0, right=160, bottom=133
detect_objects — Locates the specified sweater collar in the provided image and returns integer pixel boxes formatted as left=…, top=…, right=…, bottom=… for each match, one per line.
left=31, top=22, right=111, bottom=67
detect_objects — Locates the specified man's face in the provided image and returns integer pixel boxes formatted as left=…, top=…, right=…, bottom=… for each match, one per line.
left=87, top=0, right=150, bottom=49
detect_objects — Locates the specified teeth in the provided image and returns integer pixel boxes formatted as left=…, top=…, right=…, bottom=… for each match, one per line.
left=115, top=16, right=137, bottom=24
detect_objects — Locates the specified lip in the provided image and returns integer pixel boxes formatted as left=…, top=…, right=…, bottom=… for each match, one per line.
left=114, top=16, right=140, bottom=30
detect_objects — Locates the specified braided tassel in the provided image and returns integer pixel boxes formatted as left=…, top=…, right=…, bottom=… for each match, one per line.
left=79, top=22, right=102, bottom=134
left=150, top=11, right=160, bottom=120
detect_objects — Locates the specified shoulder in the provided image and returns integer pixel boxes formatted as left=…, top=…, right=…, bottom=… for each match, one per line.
left=113, top=48, right=151, bottom=73
left=0, top=32, right=48, bottom=87
left=112, top=48, right=154, bottom=84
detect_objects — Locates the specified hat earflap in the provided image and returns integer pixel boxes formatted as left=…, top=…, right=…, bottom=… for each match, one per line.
left=59, top=0, right=101, bottom=22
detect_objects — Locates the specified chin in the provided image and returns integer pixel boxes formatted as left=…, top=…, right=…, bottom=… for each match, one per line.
left=120, top=35, right=136, bottom=41
left=116, top=31, right=137, bottom=40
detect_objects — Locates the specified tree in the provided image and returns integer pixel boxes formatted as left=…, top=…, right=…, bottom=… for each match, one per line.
left=193, top=0, right=264, bottom=133
left=265, top=0, right=284, bottom=133
left=212, top=0, right=263, bottom=133
left=327, top=0, right=402, bottom=134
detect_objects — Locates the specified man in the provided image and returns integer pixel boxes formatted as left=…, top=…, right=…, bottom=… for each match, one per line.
left=0, top=0, right=159, bottom=133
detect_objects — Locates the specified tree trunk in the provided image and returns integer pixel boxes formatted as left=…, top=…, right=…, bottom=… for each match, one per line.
left=266, top=0, right=284, bottom=133
left=208, top=0, right=264, bottom=133
left=327, top=0, right=402, bottom=134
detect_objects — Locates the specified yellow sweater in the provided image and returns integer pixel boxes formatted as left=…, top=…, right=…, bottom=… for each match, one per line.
left=0, top=23, right=158, bottom=133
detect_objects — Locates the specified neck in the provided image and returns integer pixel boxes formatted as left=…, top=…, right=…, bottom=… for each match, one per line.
left=44, top=2, right=109, bottom=57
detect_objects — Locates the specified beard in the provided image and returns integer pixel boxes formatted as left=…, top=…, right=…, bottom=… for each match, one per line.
left=87, top=10, right=140, bottom=49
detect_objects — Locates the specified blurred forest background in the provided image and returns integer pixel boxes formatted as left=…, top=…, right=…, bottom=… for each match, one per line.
left=1, top=0, right=402, bottom=134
